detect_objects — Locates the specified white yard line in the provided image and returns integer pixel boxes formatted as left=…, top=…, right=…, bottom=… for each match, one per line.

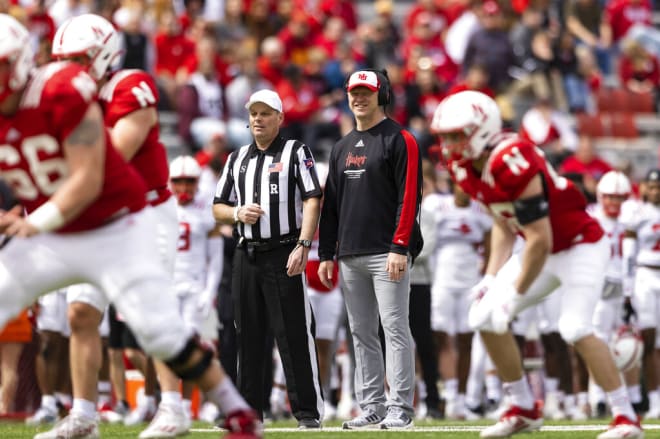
left=192, top=424, right=660, bottom=433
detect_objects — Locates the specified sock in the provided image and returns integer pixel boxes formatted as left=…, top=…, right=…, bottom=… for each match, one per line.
left=502, top=378, right=534, bottom=410
left=627, top=385, right=642, bottom=404
left=577, top=391, right=589, bottom=407
left=71, top=398, right=97, bottom=420
left=563, top=394, right=576, bottom=412
left=545, top=377, right=559, bottom=394
left=648, top=390, right=660, bottom=408
left=42, top=395, right=57, bottom=412
left=161, top=391, right=182, bottom=407
left=443, top=379, right=458, bottom=402
left=485, top=374, right=502, bottom=402
left=206, top=377, right=249, bottom=414
left=607, top=386, right=636, bottom=420
left=182, top=399, right=192, bottom=418
left=55, top=392, right=72, bottom=409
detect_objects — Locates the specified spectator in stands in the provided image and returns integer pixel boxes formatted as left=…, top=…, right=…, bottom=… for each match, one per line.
left=508, top=7, right=555, bottom=103
left=277, top=10, right=316, bottom=67
left=216, top=0, right=248, bottom=52
left=405, top=57, right=446, bottom=151
left=444, top=0, right=481, bottom=66
left=225, top=40, right=274, bottom=149
left=364, top=15, right=400, bottom=71
left=116, top=7, right=155, bottom=73
left=404, top=0, right=451, bottom=40
left=177, top=35, right=226, bottom=152
left=603, top=0, right=653, bottom=49
left=243, top=0, right=278, bottom=48
left=153, top=8, right=195, bottom=109
left=400, top=11, right=458, bottom=87
left=463, top=0, right=515, bottom=94
left=276, top=63, right=324, bottom=151
left=564, top=0, right=612, bottom=74
left=317, top=0, right=357, bottom=31
left=447, top=62, right=494, bottom=98
left=519, top=98, right=578, bottom=167
left=559, top=134, right=614, bottom=202
left=48, top=0, right=90, bottom=26
left=618, top=38, right=660, bottom=107
left=257, top=36, right=286, bottom=88
left=313, top=16, right=347, bottom=60
left=553, top=30, right=591, bottom=112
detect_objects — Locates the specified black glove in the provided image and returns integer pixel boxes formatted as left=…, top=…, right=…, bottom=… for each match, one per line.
left=622, top=297, right=637, bottom=325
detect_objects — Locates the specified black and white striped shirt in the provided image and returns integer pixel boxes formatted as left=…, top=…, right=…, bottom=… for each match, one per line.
left=214, top=136, right=322, bottom=240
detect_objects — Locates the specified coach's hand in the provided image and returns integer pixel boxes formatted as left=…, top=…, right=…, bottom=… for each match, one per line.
left=318, top=260, right=335, bottom=289
left=386, top=252, right=408, bottom=282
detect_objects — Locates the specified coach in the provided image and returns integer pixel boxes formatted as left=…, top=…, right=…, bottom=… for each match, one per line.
left=213, top=89, right=324, bottom=428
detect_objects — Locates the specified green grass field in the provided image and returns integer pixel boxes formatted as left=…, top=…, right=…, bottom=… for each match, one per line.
left=1, top=419, right=659, bottom=439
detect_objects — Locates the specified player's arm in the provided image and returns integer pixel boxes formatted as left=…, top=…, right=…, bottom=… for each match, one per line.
left=621, top=229, right=637, bottom=296
left=513, top=173, right=552, bottom=294
left=110, top=107, right=158, bottom=161
left=484, top=215, right=516, bottom=276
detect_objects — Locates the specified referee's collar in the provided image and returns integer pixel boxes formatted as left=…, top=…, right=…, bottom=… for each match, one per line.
left=249, top=135, right=286, bottom=157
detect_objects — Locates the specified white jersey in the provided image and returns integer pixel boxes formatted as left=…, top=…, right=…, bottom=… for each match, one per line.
left=590, top=205, right=626, bottom=283
left=622, top=202, right=660, bottom=267
left=433, top=195, right=492, bottom=289
left=173, top=195, right=217, bottom=294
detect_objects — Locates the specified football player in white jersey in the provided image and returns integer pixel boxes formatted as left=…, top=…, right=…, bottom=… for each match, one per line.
left=431, top=183, right=492, bottom=419
left=588, top=171, right=646, bottom=413
left=136, top=155, right=224, bottom=436
left=622, top=168, right=660, bottom=419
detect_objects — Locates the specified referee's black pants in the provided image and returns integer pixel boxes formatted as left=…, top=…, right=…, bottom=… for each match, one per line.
left=232, top=242, right=323, bottom=421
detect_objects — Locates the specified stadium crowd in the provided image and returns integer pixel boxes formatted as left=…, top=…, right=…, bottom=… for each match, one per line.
left=0, top=0, right=659, bottom=438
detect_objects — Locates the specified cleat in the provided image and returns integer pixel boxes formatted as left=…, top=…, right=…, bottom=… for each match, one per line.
left=26, top=407, right=58, bottom=426
left=597, top=415, right=643, bottom=439
left=342, top=409, right=384, bottom=429
left=480, top=403, right=543, bottom=438
left=223, top=409, right=263, bottom=439
left=138, top=403, right=190, bottom=438
left=33, top=413, right=99, bottom=439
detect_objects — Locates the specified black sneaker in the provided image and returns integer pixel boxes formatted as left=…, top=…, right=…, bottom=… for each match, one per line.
left=298, top=418, right=321, bottom=429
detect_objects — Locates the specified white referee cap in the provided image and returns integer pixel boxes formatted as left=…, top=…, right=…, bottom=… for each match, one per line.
left=245, top=89, right=283, bottom=112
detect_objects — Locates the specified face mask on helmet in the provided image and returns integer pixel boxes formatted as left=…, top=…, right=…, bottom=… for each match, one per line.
left=596, top=171, right=631, bottom=217
left=599, top=194, right=627, bottom=218
left=170, top=178, right=198, bottom=205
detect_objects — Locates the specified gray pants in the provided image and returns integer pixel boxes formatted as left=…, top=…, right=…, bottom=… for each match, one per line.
left=339, top=253, right=415, bottom=416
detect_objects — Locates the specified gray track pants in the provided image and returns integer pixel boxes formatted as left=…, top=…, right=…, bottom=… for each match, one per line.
left=339, top=253, right=415, bottom=417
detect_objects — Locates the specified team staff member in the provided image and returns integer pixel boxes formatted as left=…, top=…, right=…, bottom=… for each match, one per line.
left=318, top=70, right=423, bottom=430
left=213, top=89, right=324, bottom=428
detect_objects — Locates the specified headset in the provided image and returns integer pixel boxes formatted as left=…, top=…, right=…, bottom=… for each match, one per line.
left=344, top=68, right=392, bottom=107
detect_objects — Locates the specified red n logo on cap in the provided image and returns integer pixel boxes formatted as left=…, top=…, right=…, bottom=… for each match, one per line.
left=358, top=73, right=368, bottom=80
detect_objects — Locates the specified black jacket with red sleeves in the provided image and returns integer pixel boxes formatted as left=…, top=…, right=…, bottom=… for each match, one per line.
left=319, top=117, right=423, bottom=261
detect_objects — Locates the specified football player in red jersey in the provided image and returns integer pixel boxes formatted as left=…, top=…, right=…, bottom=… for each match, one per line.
left=51, top=13, right=193, bottom=436
left=430, top=91, right=642, bottom=439
left=0, top=14, right=260, bottom=439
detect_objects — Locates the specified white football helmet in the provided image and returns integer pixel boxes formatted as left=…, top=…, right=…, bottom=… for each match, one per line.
left=169, top=155, right=202, bottom=179
left=610, top=325, right=643, bottom=372
left=0, top=14, right=34, bottom=102
left=52, top=14, right=121, bottom=80
left=430, top=90, right=502, bottom=161
left=597, top=171, right=631, bottom=217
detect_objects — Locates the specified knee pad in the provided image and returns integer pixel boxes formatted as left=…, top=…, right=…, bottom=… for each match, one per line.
left=558, top=316, right=592, bottom=344
left=165, top=336, right=214, bottom=380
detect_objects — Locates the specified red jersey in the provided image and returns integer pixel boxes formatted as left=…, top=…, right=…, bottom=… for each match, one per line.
left=99, top=69, right=171, bottom=206
left=447, top=135, right=603, bottom=253
left=604, top=0, right=652, bottom=42
left=0, top=62, right=146, bottom=233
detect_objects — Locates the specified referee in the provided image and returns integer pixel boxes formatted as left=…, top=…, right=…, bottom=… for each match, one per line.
left=212, top=89, right=324, bottom=428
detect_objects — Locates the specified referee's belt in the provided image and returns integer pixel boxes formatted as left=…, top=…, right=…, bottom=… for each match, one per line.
left=239, top=233, right=299, bottom=253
